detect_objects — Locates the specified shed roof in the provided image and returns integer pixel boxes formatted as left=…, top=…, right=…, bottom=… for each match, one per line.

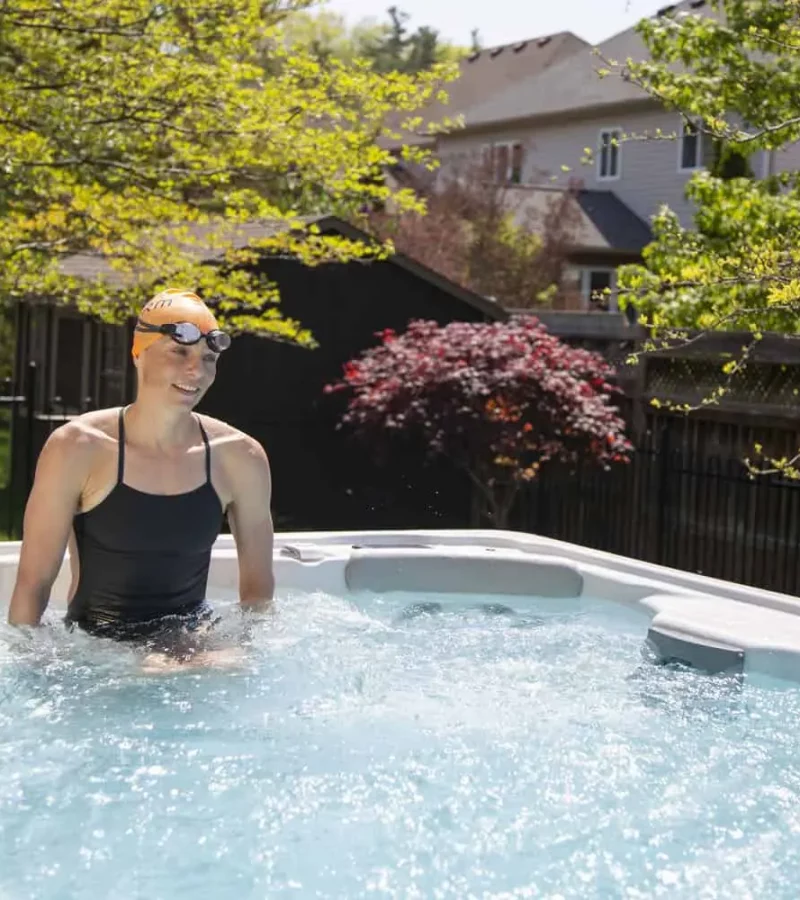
left=57, top=214, right=508, bottom=321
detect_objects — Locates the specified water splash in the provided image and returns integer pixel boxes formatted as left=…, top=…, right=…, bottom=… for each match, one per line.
left=2, top=590, right=800, bottom=898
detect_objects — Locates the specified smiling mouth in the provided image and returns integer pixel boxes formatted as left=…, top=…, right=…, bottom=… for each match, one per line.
left=173, top=383, right=200, bottom=395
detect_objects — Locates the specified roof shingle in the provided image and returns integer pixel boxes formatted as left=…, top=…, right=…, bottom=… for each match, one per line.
left=380, top=31, right=588, bottom=148
left=575, top=189, right=653, bottom=252
left=462, top=0, right=718, bottom=129
left=503, top=185, right=651, bottom=253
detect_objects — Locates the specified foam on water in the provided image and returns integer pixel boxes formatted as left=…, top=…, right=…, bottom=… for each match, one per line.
left=2, top=590, right=800, bottom=899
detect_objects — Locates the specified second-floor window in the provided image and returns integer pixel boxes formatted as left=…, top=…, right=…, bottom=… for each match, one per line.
left=481, top=141, right=524, bottom=184
left=679, top=119, right=703, bottom=171
left=597, top=129, right=621, bottom=180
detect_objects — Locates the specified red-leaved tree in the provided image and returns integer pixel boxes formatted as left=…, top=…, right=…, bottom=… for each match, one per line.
left=325, top=316, right=634, bottom=528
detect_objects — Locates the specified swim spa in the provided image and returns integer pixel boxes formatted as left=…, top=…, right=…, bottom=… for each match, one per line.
left=3, top=528, right=800, bottom=898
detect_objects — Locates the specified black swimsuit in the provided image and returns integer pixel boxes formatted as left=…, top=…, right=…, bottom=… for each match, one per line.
left=66, top=408, right=224, bottom=641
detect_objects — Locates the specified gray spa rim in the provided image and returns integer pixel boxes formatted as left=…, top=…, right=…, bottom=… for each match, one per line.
left=645, top=627, right=745, bottom=677
left=344, top=552, right=584, bottom=599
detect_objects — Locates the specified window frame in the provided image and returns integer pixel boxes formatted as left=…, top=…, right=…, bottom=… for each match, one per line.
left=678, top=117, right=704, bottom=173
left=596, top=127, right=622, bottom=182
left=579, top=267, right=618, bottom=312
left=761, top=147, right=773, bottom=180
left=480, top=140, right=525, bottom=184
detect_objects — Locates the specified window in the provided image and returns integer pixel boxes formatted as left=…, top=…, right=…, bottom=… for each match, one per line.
left=597, top=129, right=621, bottom=180
left=509, top=142, right=524, bottom=183
left=480, top=141, right=524, bottom=184
left=580, top=268, right=618, bottom=311
left=480, top=143, right=493, bottom=176
left=495, top=143, right=511, bottom=183
left=679, top=119, right=703, bottom=171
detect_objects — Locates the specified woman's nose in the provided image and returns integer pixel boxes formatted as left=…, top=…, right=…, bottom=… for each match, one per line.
left=184, top=354, right=203, bottom=378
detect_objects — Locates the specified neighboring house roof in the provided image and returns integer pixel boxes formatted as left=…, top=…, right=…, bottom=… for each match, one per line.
left=462, top=0, right=718, bottom=130
left=574, top=190, right=653, bottom=253
left=380, top=31, right=588, bottom=149
left=505, top=186, right=652, bottom=254
left=56, top=215, right=507, bottom=322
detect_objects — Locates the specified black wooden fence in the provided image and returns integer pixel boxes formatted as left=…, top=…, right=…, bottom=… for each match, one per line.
left=1, top=367, right=799, bottom=596
left=0, top=361, right=103, bottom=538
left=0, top=362, right=38, bottom=538
left=518, top=429, right=800, bottom=596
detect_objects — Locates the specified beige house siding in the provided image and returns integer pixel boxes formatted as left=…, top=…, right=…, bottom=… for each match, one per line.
left=769, top=141, right=800, bottom=177
left=437, top=107, right=724, bottom=229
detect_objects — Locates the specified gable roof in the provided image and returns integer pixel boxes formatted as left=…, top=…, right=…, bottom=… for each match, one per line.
left=380, top=31, right=588, bottom=149
left=56, top=214, right=508, bottom=322
left=462, top=0, right=717, bottom=131
left=575, top=190, right=653, bottom=252
left=503, top=185, right=651, bottom=254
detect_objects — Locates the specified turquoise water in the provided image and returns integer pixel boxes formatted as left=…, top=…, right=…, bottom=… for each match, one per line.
left=2, top=590, right=800, bottom=899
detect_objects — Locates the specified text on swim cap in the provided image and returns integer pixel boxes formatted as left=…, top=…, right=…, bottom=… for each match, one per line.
left=142, top=297, right=174, bottom=311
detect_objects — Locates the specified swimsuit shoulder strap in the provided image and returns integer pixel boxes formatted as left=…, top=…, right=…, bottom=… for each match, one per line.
left=117, top=407, right=126, bottom=484
left=196, top=415, right=211, bottom=484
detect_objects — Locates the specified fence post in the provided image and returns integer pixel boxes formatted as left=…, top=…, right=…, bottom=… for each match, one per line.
left=655, top=423, right=671, bottom=565
left=24, top=360, right=37, bottom=498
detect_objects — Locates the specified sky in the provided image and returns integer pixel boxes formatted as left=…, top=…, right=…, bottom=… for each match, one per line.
left=320, top=0, right=669, bottom=48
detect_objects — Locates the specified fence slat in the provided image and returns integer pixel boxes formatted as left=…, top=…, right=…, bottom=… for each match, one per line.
left=518, top=425, right=800, bottom=597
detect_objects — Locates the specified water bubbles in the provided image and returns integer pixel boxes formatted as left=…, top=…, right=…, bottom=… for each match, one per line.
left=476, top=602, right=516, bottom=617
left=3, top=591, right=800, bottom=897
left=397, top=601, right=443, bottom=621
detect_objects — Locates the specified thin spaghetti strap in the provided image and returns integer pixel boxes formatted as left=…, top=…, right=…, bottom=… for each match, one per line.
left=197, top=416, right=212, bottom=484
left=117, top=407, right=126, bottom=484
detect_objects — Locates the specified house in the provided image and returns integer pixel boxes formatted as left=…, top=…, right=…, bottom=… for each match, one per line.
left=10, top=215, right=506, bottom=532
left=398, top=0, right=798, bottom=312
left=381, top=30, right=587, bottom=191
left=382, top=31, right=588, bottom=152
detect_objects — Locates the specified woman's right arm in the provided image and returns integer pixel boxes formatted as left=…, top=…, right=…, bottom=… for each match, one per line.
left=7, top=425, right=89, bottom=627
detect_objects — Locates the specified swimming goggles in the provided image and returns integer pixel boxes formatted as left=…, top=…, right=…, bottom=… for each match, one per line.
left=135, top=320, right=232, bottom=353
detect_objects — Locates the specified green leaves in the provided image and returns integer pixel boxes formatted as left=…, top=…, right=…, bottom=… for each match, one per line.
left=0, top=0, right=457, bottom=341
left=612, top=1, right=800, bottom=339
left=619, top=173, right=800, bottom=334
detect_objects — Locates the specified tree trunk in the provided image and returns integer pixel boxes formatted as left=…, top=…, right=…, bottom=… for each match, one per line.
left=490, top=481, right=520, bottom=529
left=467, top=473, right=520, bottom=529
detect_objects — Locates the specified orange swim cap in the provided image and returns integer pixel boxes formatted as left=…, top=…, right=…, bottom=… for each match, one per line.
left=132, top=288, right=220, bottom=359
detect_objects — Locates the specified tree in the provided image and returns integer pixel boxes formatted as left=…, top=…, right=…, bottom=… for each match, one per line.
left=278, top=6, right=466, bottom=74
left=277, top=9, right=390, bottom=68
left=275, top=9, right=371, bottom=66
left=366, top=151, right=583, bottom=309
left=598, top=0, right=800, bottom=477
left=373, top=6, right=411, bottom=73
left=364, top=7, right=459, bottom=74
left=470, top=29, right=482, bottom=54
left=1, top=0, right=457, bottom=344
left=325, top=317, right=633, bottom=528
left=605, top=0, right=800, bottom=340
left=405, top=26, right=441, bottom=73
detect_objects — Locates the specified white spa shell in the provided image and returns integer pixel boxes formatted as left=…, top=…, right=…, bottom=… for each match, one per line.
left=2, top=529, right=800, bottom=683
